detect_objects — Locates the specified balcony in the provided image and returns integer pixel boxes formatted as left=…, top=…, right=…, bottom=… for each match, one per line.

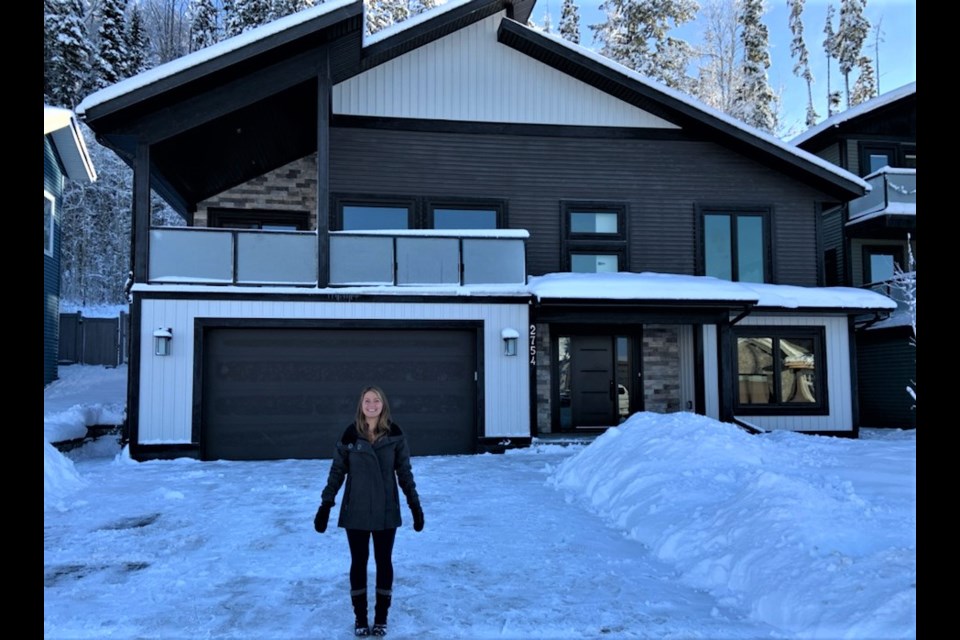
left=147, top=227, right=528, bottom=287
left=847, top=168, right=916, bottom=238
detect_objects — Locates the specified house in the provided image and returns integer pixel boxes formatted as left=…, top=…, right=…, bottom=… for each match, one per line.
left=76, top=0, right=894, bottom=461
left=791, top=83, right=916, bottom=428
left=44, top=105, right=97, bottom=386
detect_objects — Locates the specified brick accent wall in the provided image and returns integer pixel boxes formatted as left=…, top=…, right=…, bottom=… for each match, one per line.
left=534, top=323, right=552, bottom=433
left=195, top=155, right=318, bottom=226
left=642, top=325, right=681, bottom=413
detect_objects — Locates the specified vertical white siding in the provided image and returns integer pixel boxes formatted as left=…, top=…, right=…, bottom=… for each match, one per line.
left=701, top=315, right=852, bottom=431
left=333, top=13, right=678, bottom=129
left=138, top=298, right=529, bottom=445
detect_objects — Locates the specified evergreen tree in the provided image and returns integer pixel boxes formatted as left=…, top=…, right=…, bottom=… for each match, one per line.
left=849, top=54, right=876, bottom=106
left=268, top=0, right=316, bottom=22
left=188, top=0, right=220, bottom=51
left=44, top=0, right=94, bottom=108
left=94, top=0, right=131, bottom=89
left=787, top=0, right=817, bottom=128
left=142, top=0, right=192, bottom=63
left=225, top=0, right=270, bottom=36
left=835, top=0, right=869, bottom=107
left=542, top=9, right=553, bottom=34
left=733, top=0, right=777, bottom=132
left=591, top=0, right=698, bottom=91
left=559, top=0, right=581, bottom=44
left=126, top=1, right=150, bottom=76
left=364, top=0, right=409, bottom=35
left=822, top=2, right=840, bottom=116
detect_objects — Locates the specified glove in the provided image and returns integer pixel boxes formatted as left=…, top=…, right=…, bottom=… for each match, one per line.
left=314, top=502, right=333, bottom=533
left=412, top=505, right=424, bottom=532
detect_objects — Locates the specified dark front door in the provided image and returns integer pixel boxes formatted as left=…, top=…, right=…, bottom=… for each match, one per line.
left=558, top=334, right=639, bottom=430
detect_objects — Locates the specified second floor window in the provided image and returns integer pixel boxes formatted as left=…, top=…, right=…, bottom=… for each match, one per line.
left=334, top=195, right=504, bottom=231
left=208, top=208, right=309, bottom=231
left=701, top=209, right=770, bottom=283
left=562, top=202, right=628, bottom=273
left=863, top=245, right=904, bottom=284
left=859, top=142, right=917, bottom=176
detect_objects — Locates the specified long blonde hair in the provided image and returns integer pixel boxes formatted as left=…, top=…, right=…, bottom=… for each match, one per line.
left=354, top=386, right=392, bottom=441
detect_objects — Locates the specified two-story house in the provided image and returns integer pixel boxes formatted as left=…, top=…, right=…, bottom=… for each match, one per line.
left=44, top=105, right=97, bottom=386
left=77, top=1, right=893, bottom=461
left=792, top=83, right=916, bottom=428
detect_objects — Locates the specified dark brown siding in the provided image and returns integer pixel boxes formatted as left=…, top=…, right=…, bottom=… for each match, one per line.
left=330, top=127, right=829, bottom=286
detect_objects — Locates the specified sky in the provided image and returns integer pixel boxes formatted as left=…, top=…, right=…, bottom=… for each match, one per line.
left=45, top=364, right=915, bottom=639
left=535, top=0, right=917, bottom=138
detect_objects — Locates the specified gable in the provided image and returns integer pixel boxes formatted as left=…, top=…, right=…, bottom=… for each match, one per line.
left=334, top=12, right=677, bottom=129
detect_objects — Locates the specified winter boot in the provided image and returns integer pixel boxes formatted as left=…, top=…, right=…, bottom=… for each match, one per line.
left=371, top=588, right=391, bottom=636
left=351, top=589, right=369, bottom=637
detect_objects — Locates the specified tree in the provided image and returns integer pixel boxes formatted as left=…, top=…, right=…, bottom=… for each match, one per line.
left=849, top=54, right=876, bottom=106
left=126, top=2, right=150, bottom=76
left=364, top=0, right=410, bottom=35
left=891, top=235, right=916, bottom=408
left=591, top=0, right=698, bottom=91
left=94, top=0, right=131, bottom=89
left=188, top=0, right=220, bottom=51
left=822, top=2, right=841, bottom=116
left=693, top=0, right=743, bottom=114
left=733, top=0, right=777, bottom=132
left=268, top=1, right=316, bottom=22
left=559, top=0, right=581, bottom=44
left=143, top=0, right=192, bottom=63
left=787, top=0, right=818, bottom=127
left=225, top=0, right=270, bottom=37
left=835, top=0, right=870, bottom=107
left=44, top=0, right=94, bottom=109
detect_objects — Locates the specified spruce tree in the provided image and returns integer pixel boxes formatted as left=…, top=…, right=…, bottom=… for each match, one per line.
left=559, top=0, right=581, bottom=44
left=849, top=54, right=876, bottom=106
left=591, top=0, right=698, bottom=91
left=836, top=0, right=870, bottom=107
left=733, top=0, right=777, bottom=132
left=787, top=0, right=817, bottom=128
left=225, top=0, right=271, bottom=37
left=44, top=0, right=94, bottom=108
left=268, top=0, right=316, bottom=22
left=94, top=0, right=130, bottom=89
left=126, top=2, right=149, bottom=77
left=189, top=0, right=220, bottom=51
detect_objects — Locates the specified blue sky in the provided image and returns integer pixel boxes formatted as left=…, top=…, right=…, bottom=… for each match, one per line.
left=536, top=0, right=917, bottom=137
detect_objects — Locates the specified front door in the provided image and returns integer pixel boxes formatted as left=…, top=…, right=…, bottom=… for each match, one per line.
left=558, top=334, right=639, bottom=430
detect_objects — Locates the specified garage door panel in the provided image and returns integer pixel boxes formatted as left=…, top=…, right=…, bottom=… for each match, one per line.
left=202, top=328, right=477, bottom=460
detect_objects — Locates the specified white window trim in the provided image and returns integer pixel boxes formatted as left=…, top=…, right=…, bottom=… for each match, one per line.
left=44, top=190, right=56, bottom=257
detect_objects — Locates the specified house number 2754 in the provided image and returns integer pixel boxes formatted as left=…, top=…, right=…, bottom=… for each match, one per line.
left=529, top=324, right=537, bottom=366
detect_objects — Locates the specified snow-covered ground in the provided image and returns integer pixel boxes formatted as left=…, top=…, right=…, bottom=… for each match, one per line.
left=44, top=366, right=915, bottom=639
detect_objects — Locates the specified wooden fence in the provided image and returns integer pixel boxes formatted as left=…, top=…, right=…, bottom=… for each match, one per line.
left=58, top=312, right=128, bottom=367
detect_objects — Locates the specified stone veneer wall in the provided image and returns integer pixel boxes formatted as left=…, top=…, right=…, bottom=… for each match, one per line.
left=194, top=155, right=318, bottom=226
left=534, top=323, right=552, bottom=433
left=642, top=325, right=681, bottom=413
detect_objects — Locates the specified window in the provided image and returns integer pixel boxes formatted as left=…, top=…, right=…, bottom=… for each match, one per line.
left=701, top=209, right=769, bottom=283
left=863, top=245, right=903, bottom=284
left=562, top=202, right=628, bottom=272
left=735, top=327, right=827, bottom=414
left=428, top=200, right=504, bottom=230
left=208, top=208, right=309, bottom=231
left=44, top=191, right=55, bottom=256
left=859, top=142, right=917, bottom=176
left=333, top=196, right=505, bottom=231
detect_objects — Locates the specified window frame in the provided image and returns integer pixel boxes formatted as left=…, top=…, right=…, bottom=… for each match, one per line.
left=208, top=208, right=309, bottom=231
left=425, top=198, right=507, bottom=230
left=44, top=190, right=55, bottom=256
left=697, top=206, right=772, bottom=283
left=561, top=201, right=629, bottom=272
left=332, top=194, right=417, bottom=231
left=862, top=244, right=904, bottom=284
left=858, top=141, right=917, bottom=176
left=733, top=326, right=829, bottom=416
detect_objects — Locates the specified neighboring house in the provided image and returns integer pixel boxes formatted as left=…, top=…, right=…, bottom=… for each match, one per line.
left=77, top=1, right=894, bottom=461
left=44, top=106, right=97, bottom=386
left=792, top=83, right=916, bottom=428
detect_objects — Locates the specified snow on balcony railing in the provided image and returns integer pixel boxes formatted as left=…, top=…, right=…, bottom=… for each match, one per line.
left=849, top=168, right=916, bottom=221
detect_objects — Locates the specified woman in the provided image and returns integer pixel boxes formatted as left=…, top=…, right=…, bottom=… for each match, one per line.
left=314, top=386, right=425, bottom=637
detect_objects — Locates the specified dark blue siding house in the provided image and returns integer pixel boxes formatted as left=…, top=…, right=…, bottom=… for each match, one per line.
left=44, top=106, right=96, bottom=386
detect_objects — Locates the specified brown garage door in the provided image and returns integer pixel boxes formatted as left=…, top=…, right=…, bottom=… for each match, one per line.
left=201, top=327, right=478, bottom=460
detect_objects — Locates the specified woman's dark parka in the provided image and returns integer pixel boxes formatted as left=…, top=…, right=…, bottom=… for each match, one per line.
left=321, top=422, right=420, bottom=531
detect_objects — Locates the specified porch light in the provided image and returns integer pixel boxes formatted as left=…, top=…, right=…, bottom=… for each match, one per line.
left=501, top=328, right=519, bottom=357
left=153, top=328, right=173, bottom=356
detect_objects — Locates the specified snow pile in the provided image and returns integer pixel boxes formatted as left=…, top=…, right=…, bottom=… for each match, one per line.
left=44, top=437, right=88, bottom=511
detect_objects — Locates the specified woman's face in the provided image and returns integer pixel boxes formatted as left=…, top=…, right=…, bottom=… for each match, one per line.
left=362, top=391, right=383, bottom=421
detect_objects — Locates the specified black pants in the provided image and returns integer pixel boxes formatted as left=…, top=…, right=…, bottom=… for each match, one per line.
left=345, top=528, right=397, bottom=593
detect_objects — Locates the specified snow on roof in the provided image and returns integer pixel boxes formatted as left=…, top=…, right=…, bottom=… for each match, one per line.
left=517, top=22, right=870, bottom=194
left=790, top=81, right=917, bottom=146
left=76, top=0, right=358, bottom=115
left=43, top=105, right=97, bottom=182
left=527, top=272, right=896, bottom=311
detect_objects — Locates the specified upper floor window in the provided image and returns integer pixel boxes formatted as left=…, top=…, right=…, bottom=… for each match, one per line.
left=701, top=209, right=770, bottom=283
left=863, top=245, right=903, bottom=284
left=44, top=190, right=55, bottom=256
left=427, top=199, right=505, bottom=230
left=859, top=142, right=917, bottom=176
left=208, top=208, right=309, bottom=231
left=735, top=327, right=828, bottom=415
left=562, top=202, right=628, bottom=272
left=333, top=195, right=504, bottom=231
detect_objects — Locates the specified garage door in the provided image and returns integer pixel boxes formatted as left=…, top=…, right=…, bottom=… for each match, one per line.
left=201, top=327, right=478, bottom=460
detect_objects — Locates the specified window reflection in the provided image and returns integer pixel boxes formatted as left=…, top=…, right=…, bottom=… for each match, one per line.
left=736, top=335, right=819, bottom=407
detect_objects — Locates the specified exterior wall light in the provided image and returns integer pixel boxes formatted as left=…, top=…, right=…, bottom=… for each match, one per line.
left=153, top=327, right=173, bottom=356
left=501, top=328, right=519, bottom=357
